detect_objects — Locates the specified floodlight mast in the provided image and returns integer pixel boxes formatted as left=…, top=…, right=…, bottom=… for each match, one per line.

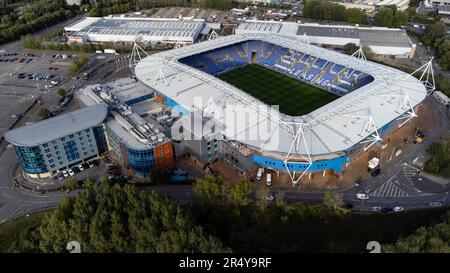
left=410, top=58, right=435, bottom=96
left=208, top=30, right=221, bottom=41
left=351, top=47, right=367, bottom=61
left=129, top=42, right=149, bottom=74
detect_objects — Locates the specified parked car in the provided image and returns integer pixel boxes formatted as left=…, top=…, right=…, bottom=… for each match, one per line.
left=62, top=170, right=69, bottom=178
left=57, top=173, right=65, bottom=181
left=393, top=206, right=404, bottom=212
left=354, top=178, right=362, bottom=187
left=68, top=169, right=75, bottom=176
left=11, top=113, right=23, bottom=119
left=370, top=206, right=382, bottom=213
left=88, top=161, right=94, bottom=168
left=429, top=202, right=442, bottom=207
left=356, top=193, right=369, bottom=200
left=78, top=164, right=84, bottom=171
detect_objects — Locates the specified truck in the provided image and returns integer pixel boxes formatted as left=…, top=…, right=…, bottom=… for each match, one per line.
left=266, top=173, right=272, bottom=187
left=104, top=49, right=117, bottom=54
left=368, top=157, right=380, bottom=170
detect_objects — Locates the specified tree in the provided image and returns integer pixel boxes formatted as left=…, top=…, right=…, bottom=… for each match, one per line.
left=346, top=8, right=368, bottom=24
left=393, top=10, right=409, bottom=27
left=362, top=45, right=374, bottom=60
left=254, top=185, right=270, bottom=211
left=421, top=22, right=446, bottom=47
left=229, top=179, right=252, bottom=207
left=344, top=43, right=360, bottom=55
left=57, top=88, right=66, bottom=98
left=39, top=179, right=230, bottom=253
left=38, top=107, right=52, bottom=119
left=193, top=175, right=229, bottom=203
left=148, top=165, right=170, bottom=184
left=275, top=191, right=286, bottom=208
left=323, top=192, right=345, bottom=213
left=373, top=7, right=394, bottom=27
left=383, top=212, right=450, bottom=253
left=65, top=178, right=77, bottom=190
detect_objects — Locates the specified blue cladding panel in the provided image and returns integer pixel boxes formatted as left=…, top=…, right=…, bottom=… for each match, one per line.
left=379, top=122, right=391, bottom=137
left=163, top=94, right=190, bottom=116
left=125, top=93, right=154, bottom=106
left=126, top=147, right=155, bottom=177
left=14, top=145, right=48, bottom=174
left=93, top=125, right=108, bottom=154
left=253, top=154, right=349, bottom=174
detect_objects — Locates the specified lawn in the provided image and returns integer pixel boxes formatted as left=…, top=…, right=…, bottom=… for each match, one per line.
left=218, top=64, right=338, bottom=116
left=0, top=210, right=49, bottom=252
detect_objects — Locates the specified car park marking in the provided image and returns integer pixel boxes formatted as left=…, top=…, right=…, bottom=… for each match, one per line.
left=371, top=179, right=412, bottom=198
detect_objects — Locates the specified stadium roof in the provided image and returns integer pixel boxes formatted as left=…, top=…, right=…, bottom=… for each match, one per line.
left=236, top=20, right=413, bottom=48
left=5, top=104, right=108, bottom=147
left=135, top=33, right=427, bottom=157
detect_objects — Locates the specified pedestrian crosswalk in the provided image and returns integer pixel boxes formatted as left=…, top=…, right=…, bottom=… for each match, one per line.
left=371, top=180, right=411, bottom=198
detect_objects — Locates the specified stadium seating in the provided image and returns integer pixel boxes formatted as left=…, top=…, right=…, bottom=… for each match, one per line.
left=178, top=40, right=374, bottom=96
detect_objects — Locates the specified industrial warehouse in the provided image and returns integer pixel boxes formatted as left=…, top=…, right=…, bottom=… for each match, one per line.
left=64, top=16, right=208, bottom=45
left=236, top=20, right=416, bottom=58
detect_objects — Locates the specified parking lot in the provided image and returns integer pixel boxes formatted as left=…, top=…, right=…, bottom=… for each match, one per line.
left=0, top=50, right=72, bottom=138
left=55, top=159, right=100, bottom=182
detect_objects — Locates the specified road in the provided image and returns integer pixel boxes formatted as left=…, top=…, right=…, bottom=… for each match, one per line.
left=0, top=148, right=75, bottom=224
left=0, top=95, right=448, bottom=222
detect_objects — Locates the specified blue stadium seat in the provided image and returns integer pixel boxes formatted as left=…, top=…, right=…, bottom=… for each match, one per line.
left=178, top=40, right=374, bottom=96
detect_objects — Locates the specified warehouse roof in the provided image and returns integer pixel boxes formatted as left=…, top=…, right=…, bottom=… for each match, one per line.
left=65, top=17, right=205, bottom=41
left=236, top=20, right=413, bottom=48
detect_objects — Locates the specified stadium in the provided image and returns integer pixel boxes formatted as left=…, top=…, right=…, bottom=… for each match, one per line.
left=135, top=33, right=428, bottom=183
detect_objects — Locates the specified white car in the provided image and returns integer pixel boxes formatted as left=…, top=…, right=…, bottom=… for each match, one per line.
left=393, top=206, right=404, bottom=212
left=62, top=170, right=69, bottom=178
left=78, top=164, right=84, bottom=171
left=356, top=193, right=369, bottom=200
left=265, top=194, right=274, bottom=201
left=68, top=169, right=75, bottom=176
left=370, top=206, right=382, bottom=213
left=88, top=161, right=94, bottom=168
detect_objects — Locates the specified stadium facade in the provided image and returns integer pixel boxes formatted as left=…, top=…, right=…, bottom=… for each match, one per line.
left=135, top=33, right=428, bottom=183
left=5, top=33, right=429, bottom=183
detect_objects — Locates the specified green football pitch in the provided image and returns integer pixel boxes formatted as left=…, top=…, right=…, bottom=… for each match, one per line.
left=218, top=64, right=339, bottom=116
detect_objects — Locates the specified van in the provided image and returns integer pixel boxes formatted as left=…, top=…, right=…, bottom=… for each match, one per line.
left=266, top=173, right=272, bottom=187
left=256, top=167, right=263, bottom=181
